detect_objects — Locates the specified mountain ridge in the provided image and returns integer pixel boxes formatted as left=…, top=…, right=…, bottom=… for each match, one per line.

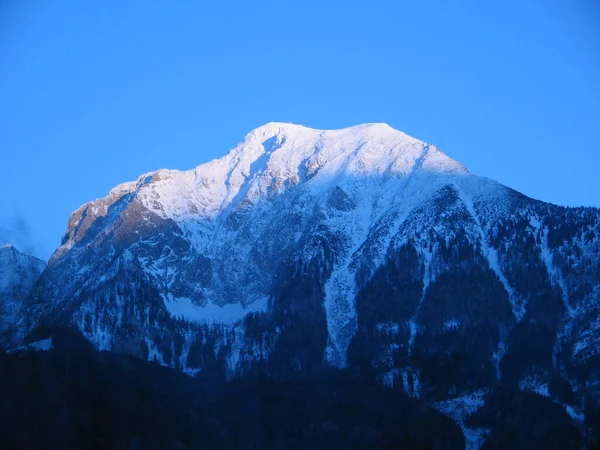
left=4, top=122, right=600, bottom=447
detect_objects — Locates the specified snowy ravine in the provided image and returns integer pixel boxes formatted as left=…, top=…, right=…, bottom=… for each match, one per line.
left=9, top=122, right=600, bottom=446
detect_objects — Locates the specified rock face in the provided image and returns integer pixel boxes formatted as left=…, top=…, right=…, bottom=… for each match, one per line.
left=0, top=244, right=45, bottom=341
left=14, top=123, right=600, bottom=421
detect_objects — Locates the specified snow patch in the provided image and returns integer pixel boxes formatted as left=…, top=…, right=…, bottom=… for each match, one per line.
left=382, top=368, right=400, bottom=388
left=324, top=195, right=373, bottom=368
left=376, top=322, right=400, bottom=335
left=519, top=379, right=550, bottom=398
left=434, top=390, right=486, bottom=422
left=434, top=390, right=488, bottom=450
left=9, top=337, right=53, bottom=353
left=444, top=319, right=461, bottom=330
left=463, top=428, right=490, bottom=450
left=538, top=224, right=573, bottom=317
left=565, top=405, right=585, bottom=422
left=491, top=339, right=507, bottom=381
left=162, top=294, right=268, bottom=325
left=146, top=338, right=166, bottom=365
left=408, top=248, right=432, bottom=355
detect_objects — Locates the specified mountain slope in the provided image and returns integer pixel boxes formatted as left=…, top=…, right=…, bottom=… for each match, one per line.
left=15, top=123, right=600, bottom=433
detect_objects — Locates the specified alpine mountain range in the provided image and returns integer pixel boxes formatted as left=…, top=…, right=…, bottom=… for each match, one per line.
left=2, top=123, right=599, bottom=449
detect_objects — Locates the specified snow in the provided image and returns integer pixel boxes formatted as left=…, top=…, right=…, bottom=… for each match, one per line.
left=0, top=244, right=46, bottom=293
left=463, top=428, right=490, bottom=450
left=323, top=196, right=373, bottom=368
left=408, top=248, right=432, bottom=355
left=401, top=370, right=409, bottom=392
left=518, top=367, right=551, bottom=398
left=434, top=390, right=488, bottom=450
left=0, top=244, right=46, bottom=333
left=162, top=293, right=268, bottom=325
left=565, top=405, right=585, bottom=422
left=518, top=368, right=589, bottom=424
left=9, top=337, right=53, bottom=353
left=434, top=390, right=486, bottom=422
left=519, top=379, right=550, bottom=398
left=382, top=369, right=400, bottom=388
left=444, top=319, right=461, bottom=330
left=30, top=338, right=53, bottom=351
left=491, top=340, right=507, bottom=381
left=376, top=322, right=400, bottom=334
left=74, top=123, right=467, bottom=227
left=572, top=315, right=600, bottom=360
left=538, top=223, right=573, bottom=317
left=146, top=338, right=166, bottom=365
left=413, top=371, right=420, bottom=397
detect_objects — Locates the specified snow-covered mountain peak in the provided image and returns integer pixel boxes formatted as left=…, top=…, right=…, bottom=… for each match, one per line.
left=1, top=243, right=20, bottom=259
left=242, top=122, right=416, bottom=149
left=0, top=244, right=46, bottom=339
left=57, top=123, right=462, bottom=227
left=236, top=122, right=466, bottom=175
left=137, top=123, right=467, bottom=218
left=245, top=121, right=316, bottom=137
left=56, top=122, right=473, bottom=263
left=0, top=244, right=45, bottom=317
left=0, top=244, right=46, bottom=276
left=245, top=122, right=396, bottom=139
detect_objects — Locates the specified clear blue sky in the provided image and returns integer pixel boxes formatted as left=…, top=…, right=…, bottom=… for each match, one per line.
left=1, top=0, right=598, bottom=259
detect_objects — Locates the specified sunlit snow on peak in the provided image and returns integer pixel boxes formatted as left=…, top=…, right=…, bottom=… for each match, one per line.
left=111, top=123, right=469, bottom=221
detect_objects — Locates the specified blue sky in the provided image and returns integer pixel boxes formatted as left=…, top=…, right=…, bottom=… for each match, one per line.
left=1, top=0, right=598, bottom=259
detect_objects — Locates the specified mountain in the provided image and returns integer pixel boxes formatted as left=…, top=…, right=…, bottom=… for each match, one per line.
left=9, top=123, right=600, bottom=446
left=0, top=244, right=45, bottom=340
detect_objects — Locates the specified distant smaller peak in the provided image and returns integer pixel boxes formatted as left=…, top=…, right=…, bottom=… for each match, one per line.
left=1, top=243, right=18, bottom=259
left=0, top=243, right=47, bottom=265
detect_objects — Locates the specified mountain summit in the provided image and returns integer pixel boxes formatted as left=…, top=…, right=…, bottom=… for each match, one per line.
left=10, top=123, right=600, bottom=442
left=58, top=122, right=467, bottom=241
